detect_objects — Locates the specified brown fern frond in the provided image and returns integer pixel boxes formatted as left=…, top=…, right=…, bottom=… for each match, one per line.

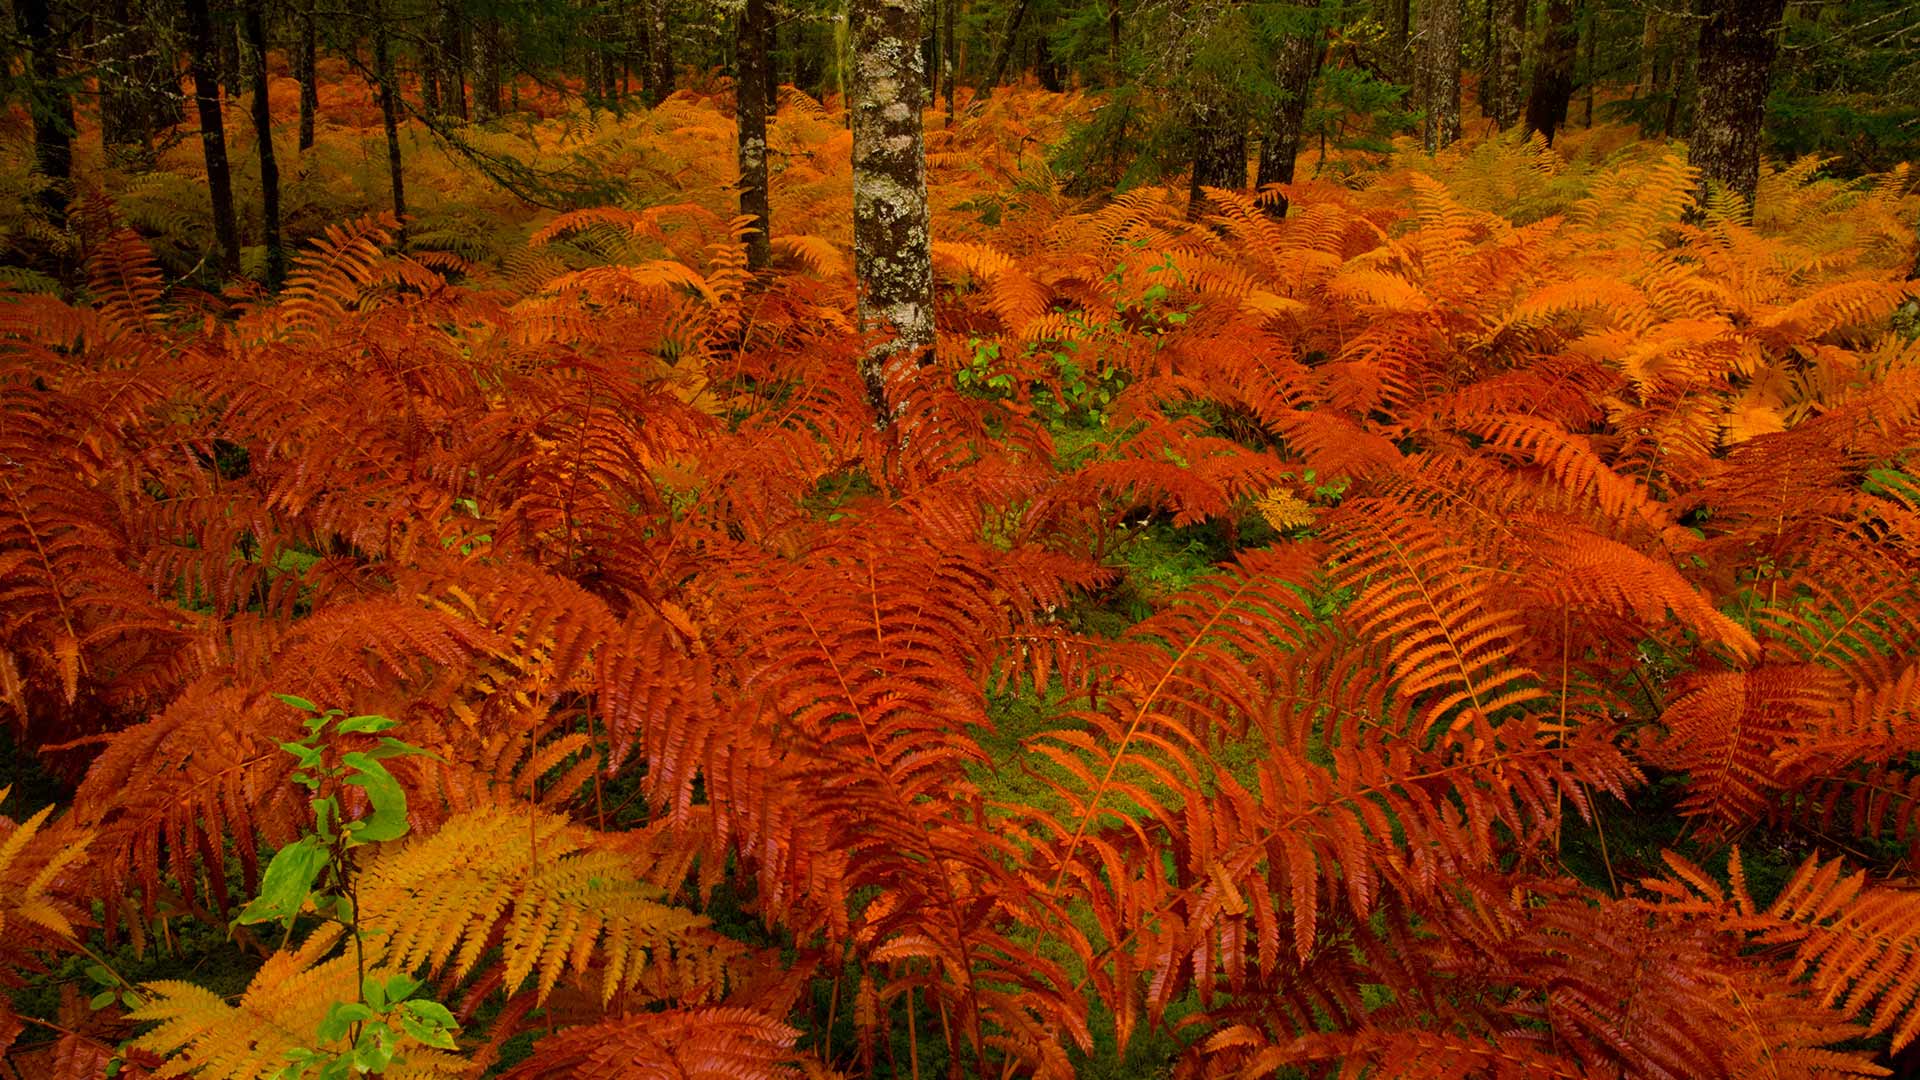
left=502, top=1007, right=801, bottom=1079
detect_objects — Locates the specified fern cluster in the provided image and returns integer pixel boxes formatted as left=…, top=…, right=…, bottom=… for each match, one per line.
left=2, top=85, right=1919, bottom=1080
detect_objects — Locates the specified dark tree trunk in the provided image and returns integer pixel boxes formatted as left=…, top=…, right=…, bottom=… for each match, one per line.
left=100, top=0, right=154, bottom=168
left=297, top=3, right=318, bottom=148
left=945, top=0, right=959, bottom=121
left=977, top=0, right=1032, bottom=102
left=474, top=17, right=504, bottom=117
left=1582, top=1, right=1597, bottom=125
left=15, top=0, right=73, bottom=219
left=242, top=0, right=285, bottom=289
left=1489, top=0, right=1524, bottom=126
left=644, top=0, right=675, bottom=105
left=1689, top=0, right=1785, bottom=214
left=373, top=11, right=408, bottom=238
left=440, top=0, right=468, bottom=120
left=1188, top=105, right=1247, bottom=217
left=184, top=0, right=242, bottom=277
left=850, top=0, right=935, bottom=418
left=1524, top=0, right=1577, bottom=143
left=1417, top=0, right=1462, bottom=150
left=219, top=1, right=244, bottom=98
left=1389, top=0, right=1411, bottom=82
left=1255, top=0, right=1323, bottom=211
left=737, top=0, right=772, bottom=270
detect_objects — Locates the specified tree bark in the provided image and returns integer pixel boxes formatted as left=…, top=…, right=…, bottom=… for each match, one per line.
left=1188, top=105, right=1247, bottom=217
left=297, top=2, right=318, bottom=148
left=1524, top=0, right=1577, bottom=142
left=1388, top=0, right=1411, bottom=82
left=945, top=0, right=959, bottom=121
left=474, top=17, right=503, bottom=117
left=737, top=0, right=772, bottom=270
left=373, top=9, right=408, bottom=239
left=1689, top=0, right=1786, bottom=214
left=976, top=0, right=1032, bottom=103
left=1255, top=0, right=1324, bottom=210
left=15, top=0, right=73, bottom=219
left=850, top=0, right=935, bottom=418
left=644, top=0, right=675, bottom=105
left=183, top=0, right=242, bottom=278
left=1488, top=0, right=1524, bottom=126
left=1416, top=0, right=1462, bottom=150
left=242, top=0, right=285, bottom=289
left=439, top=0, right=468, bottom=119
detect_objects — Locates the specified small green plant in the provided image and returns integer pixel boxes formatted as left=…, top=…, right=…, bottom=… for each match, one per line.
left=234, top=695, right=457, bottom=1079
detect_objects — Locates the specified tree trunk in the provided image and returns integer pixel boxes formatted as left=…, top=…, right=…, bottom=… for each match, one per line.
left=1489, top=0, right=1524, bottom=126
left=644, top=0, right=675, bottom=105
left=1255, top=0, right=1323, bottom=210
left=15, top=0, right=73, bottom=219
left=737, top=0, right=772, bottom=270
left=1689, top=0, right=1785, bottom=214
left=850, top=0, right=935, bottom=418
left=1582, top=0, right=1597, bottom=125
left=1188, top=105, right=1246, bottom=217
left=242, top=0, right=285, bottom=289
left=945, top=0, right=959, bottom=121
left=373, top=11, right=408, bottom=238
left=1416, top=0, right=1462, bottom=150
left=183, top=0, right=242, bottom=278
left=1524, top=0, right=1576, bottom=142
left=440, top=0, right=468, bottom=120
left=297, top=3, right=318, bottom=148
left=1389, top=0, right=1411, bottom=82
left=474, top=18, right=503, bottom=117
left=99, top=0, right=154, bottom=169
left=977, top=0, right=1032, bottom=102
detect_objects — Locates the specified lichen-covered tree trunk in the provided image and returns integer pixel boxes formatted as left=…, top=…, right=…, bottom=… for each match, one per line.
left=850, top=0, right=935, bottom=418
left=644, top=0, right=675, bottom=106
left=241, top=0, right=284, bottom=289
left=1416, top=0, right=1462, bottom=151
left=1255, top=0, right=1324, bottom=208
left=1489, top=0, right=1524, bottom=126
left=737, top=0, right=772, bottom=270
left=1524, top=0, right=1577, bottom=143
left=183, top=0, right=242, bottom=278
left=1689, top=0, right=1786, bottom=215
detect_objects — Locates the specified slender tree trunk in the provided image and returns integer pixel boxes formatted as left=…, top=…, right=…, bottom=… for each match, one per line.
left=474, top=18, right=503, bottom=117
left=1524, top=0, right=1576, bottom=142
left=850, top=0, right=935, bottom=418
left=297, top=3, right=318, bottom=148
left=644, top=0, right=675, bottom=105
left=184, top=0, right=242, bottom=277
left=373, top=10, right=408, bottom=238
left=1389, top=0, right=1411, bottom=82
left=15, top=0, right=73, bottom=219
left=1582, top=0, right=1597, bottom=125
left=1417, top=0, right=1463, bottom=150
left=945, top=0, right=959, bottom=120
left=242, top=0, right=285, bottom=289
left=977, top=0, right=1032, bottom=102
left=1489, top=0, right=1523, bottom=126
left=219, top=1, right=244, bottom=98
left=737, top=0, right=772, bottom=270
left=1688, top=0, right=1785, bottom=214
left=1255, top=0, right=1323, bottom=210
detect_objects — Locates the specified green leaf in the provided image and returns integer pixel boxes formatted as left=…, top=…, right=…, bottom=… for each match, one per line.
left=341, top=753, right=410, bottom=842
left=275, top=694, right=319, bottom=712
left=89, top=990, right=116, bottom=1010
left=361, top=974, right=387, bottom=1011
left=400, top=999, right=455, bottom=1027
left=84, top=963, right=113, bottom=986
left=400, top=1014, right=459, bottom=1049
left=317, top=1001, right=375, bottom=1041
left=234, top=836, right=327, bottom=928
left=384, top=974, right=421, bottom=1003
left=335, top=715, right=397, bottom=734
left=365, top=737, right=438, bottom=761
